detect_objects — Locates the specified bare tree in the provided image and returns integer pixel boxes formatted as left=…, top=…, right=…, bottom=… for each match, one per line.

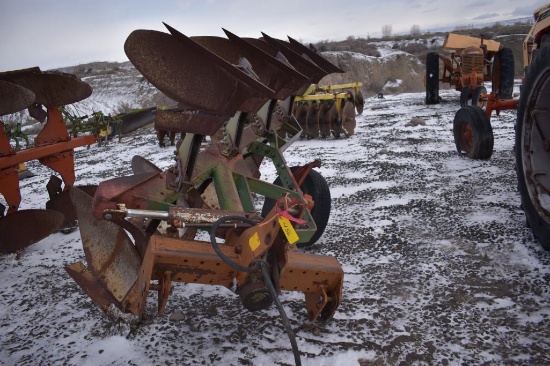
left=410, top=24, right=421, bottom=35
left=381, top=24, right=393, bottom=38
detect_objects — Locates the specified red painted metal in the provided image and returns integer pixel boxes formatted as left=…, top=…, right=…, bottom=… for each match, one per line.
left=0, top=68, right=97, bottom=250
left=484, top=93, right=520, bottom=119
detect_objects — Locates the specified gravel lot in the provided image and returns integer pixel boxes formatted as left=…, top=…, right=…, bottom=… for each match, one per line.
left=2, top=88, right=550, bottom=366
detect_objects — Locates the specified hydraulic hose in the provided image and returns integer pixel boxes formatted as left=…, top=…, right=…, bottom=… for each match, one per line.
left=209, top=215, right=302, bottom=366
left=259, top=261, right=302, bottom=366
left=209, top=215, right=257, bottom=273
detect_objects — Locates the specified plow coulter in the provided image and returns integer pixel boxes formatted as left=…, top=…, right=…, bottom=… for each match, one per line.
left=65, top=24, right=345, bottom=364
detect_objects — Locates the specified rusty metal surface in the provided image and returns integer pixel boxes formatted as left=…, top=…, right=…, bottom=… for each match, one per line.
left=279, top=251, right=344, bottom=321
left=92, top=172, right=171, bottom=218
left=124, top=27, right=274, bottom=116
left=70, top=187, right=141, bottom=303
left=46, top=189, right=77, bottom=232
left=341, top=99, right=356, bottom=136
left=198, top=34, right=301, bottom=99
left=219, top=30, right=309, bottom=99
left=34, top=107, right=70, bottom=146
left=0, top=209, right=64, bottom=252
left=131, top=155, right=162, bottom=175
left=286, top=36, right=344, bottom=74
left=118, top=107, right=156, bottom=135
left=260, top=32, right=329, bottom=84
left=0, top=80, right=35, bottom=116
left=0, top=72, right=92, bottom=107
left=241, top=38, right=315, bottom=95
left=150, top=235, right=239, bottom=286
left=306, top=102, right=320, bottom=138
left=318, top=101, right=333, bottom=138
left=154, top=108, right=227, bottom=136
left=0, top=134, right=96, bottom=169
left=65, top=261, right=123, bottom=312
left=168, top=206, right=245, bottom=226
left=0, top=165, right=21, bottom=214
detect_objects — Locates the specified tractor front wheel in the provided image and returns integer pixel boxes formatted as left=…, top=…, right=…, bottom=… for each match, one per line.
left=453, top=105, right=493, bottom=159
left=471, top=86, right=488, bottom=109
left=460, top=86, right=471, bottom=107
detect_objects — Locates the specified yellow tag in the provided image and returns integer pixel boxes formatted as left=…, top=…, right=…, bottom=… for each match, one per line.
left=249, top=232, right=261, bottom=251
left=278, top=216, right=299, bottom=245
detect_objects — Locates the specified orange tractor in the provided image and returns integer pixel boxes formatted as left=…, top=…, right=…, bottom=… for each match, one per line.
left=451, top=2, right=550, bottom=252
left=425, top=33, right=515, bottom=107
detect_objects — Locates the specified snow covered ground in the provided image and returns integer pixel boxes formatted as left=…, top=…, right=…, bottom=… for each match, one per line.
left=2, top=85, right=550, bottom=366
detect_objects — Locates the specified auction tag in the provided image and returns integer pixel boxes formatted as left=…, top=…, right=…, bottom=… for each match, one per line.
left=278, top=216, right=299, bottom=245
left=249, top=232, right=261, bottom=251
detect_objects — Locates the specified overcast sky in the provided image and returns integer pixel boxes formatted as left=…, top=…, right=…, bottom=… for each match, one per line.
left=0, top=0, right=547, bottom=71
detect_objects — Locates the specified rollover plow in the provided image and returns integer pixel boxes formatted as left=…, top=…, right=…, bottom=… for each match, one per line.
left=0, top=68, right=96, bottom=251
left=67, top=24, right=344, bottom=363
left=0, top=68, right=157, bottom=252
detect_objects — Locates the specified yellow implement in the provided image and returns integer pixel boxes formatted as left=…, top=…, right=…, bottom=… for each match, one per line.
left=292, top=82, right=363, bottom=138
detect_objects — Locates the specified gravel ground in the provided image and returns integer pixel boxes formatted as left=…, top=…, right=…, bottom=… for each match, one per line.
left=2, top=88, right=550, bottom=366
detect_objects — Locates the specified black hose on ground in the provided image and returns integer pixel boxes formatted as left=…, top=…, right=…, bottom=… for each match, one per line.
left=259, top=261, right=302, bottom=366
left=209, top=215, right=302, bottom=366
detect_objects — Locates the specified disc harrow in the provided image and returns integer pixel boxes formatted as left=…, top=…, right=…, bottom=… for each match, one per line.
left=293, top=82, right=364, bottom=138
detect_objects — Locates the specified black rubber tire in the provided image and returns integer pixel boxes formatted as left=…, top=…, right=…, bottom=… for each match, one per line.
left=460, top=86, right=471, bottom=107
left=453, top=105, right=494, bottom=159
left=493, top=47, right=514, bottom=100
left=261, top=167, right=331, bottom=248
left=471, top=86, right=488, bottom=109
left=515, top=45, right=550, bottom=250
left=425, top=52, right=440, bottom=105
left=354, top=90, right=364, bottom=115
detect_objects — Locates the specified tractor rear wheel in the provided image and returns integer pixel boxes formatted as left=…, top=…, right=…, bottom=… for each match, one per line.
left=493, top=47, right=514, bottom=100
left=425, top=52, right=440, bottom=105
left=453, top=105, right=493, bottom=159
left=515, top=45, right=550, bottom=249
left=261, top=167, right=331, bottom=248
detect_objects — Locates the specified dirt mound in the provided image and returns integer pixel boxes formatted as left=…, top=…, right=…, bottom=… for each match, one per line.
left=320, top=50, right=425, bottom=96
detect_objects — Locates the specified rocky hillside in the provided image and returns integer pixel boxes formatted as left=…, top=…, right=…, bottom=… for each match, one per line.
left=319, top=41, right=440, bottom=96
left=58, top=37, right=442, bottom=117
left=21, top=21, right=528, bottom=120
